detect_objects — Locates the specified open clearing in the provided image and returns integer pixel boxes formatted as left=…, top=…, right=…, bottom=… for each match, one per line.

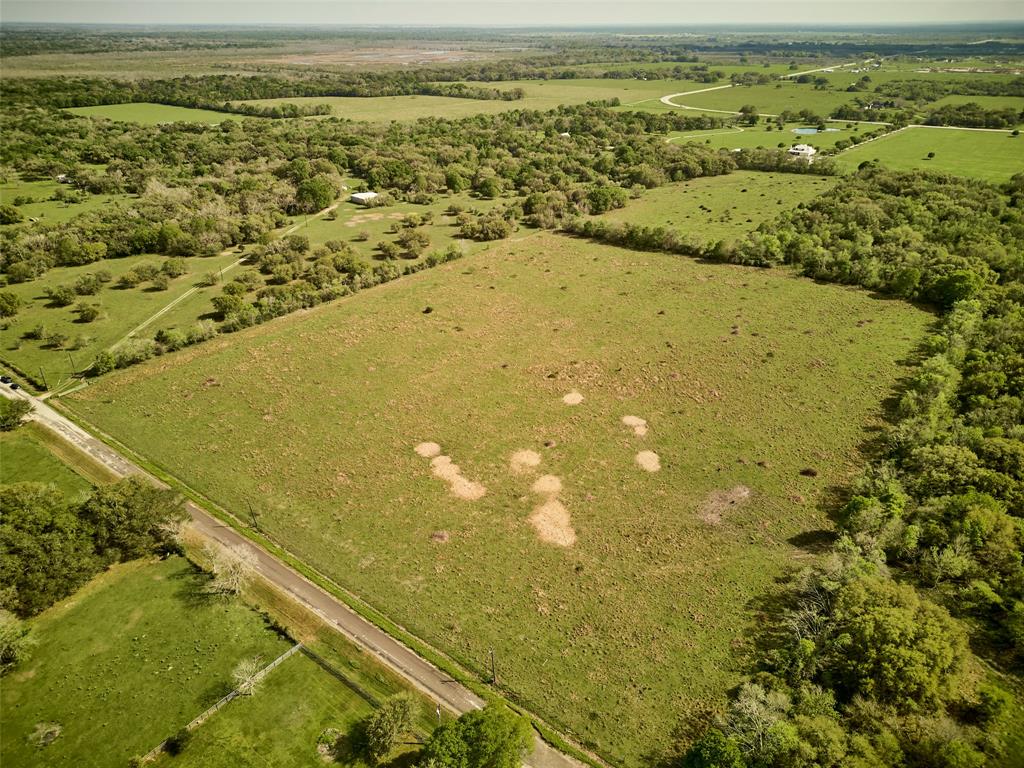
left=836, top=126, right=1023, bottom=182
left=0, top=251, right=241, bottom=389
left=68, top=230, right=931, bottom=764
left=0, top=556, right=290, bottom=768
left=669, top=124, right=866, bottom=152
left=65, top=103, right=234, bottom=124
left=601, top=171, right=835, bottom=242
left=0, top=422, right=95, bottom=496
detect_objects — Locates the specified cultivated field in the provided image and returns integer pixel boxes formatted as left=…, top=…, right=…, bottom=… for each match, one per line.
left=836, top=126, right=1023, bottom=182
left=67, top=231, right=933, bottom=764
left=0, top=557, right=291, bottom=768
left=65, top=103, right=233, bottom=124
left=601, top=171, right=835, bottom=240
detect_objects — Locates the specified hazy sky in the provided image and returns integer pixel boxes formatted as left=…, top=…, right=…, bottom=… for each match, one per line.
left=3, top=1, right=1022, bottom=27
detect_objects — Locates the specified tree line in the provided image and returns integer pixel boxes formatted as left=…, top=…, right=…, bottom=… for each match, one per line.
left=670, top=168, right=1024, bottom=768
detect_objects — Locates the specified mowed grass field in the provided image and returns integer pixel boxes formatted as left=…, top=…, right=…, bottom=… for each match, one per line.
left=0, top=556, right=291, bottom=768
left=601, top=171, right=835, bottom=242
left=68, top=231, right=932, bottom=764
left=836, top=126, right=1024, bottom=182
left=65, top=103, right=234, bottom=124
left=661, top=80, right=859, bottom=115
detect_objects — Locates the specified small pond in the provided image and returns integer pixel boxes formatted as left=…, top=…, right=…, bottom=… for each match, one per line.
left=792, top=127, right=841, bottom=135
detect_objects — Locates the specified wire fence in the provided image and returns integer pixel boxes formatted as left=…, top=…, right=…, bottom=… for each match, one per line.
left=140, top=642, right=303, bottom=763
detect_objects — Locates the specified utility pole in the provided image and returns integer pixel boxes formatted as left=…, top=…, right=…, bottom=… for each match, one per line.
left=66, top=351, right=77, bottom=375
left=489, top=649, right=497, bottom=685
left=247, top=500, right=260, bottom=531
left=38, top=366, right=48, bottom=391
left=436, top=703, right=441, bottom=725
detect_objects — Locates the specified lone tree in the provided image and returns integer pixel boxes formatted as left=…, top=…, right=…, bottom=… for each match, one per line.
left=360, top=692, right=417, bottom=765
left=0, top=399, right=32, bottom=431
left=205, top=543, right=256, bottom=595
left=738, top=105, right=760, bottom=125
left=421, top=704, right=533, bottom=768
left=232, top=655, right=263, bottom=696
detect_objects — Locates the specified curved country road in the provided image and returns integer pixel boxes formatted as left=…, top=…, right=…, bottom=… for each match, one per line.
left=0, top=385, right=589, bottom=768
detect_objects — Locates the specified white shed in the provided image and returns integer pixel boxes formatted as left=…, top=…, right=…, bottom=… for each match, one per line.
left=788, top=144, right=817, bottom=160
left=350, top=191, right=380, bottom=206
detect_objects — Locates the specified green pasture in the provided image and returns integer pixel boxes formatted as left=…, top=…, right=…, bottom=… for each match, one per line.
left=147, top=193, right=504, bottom=340
left=601, top=171, right=835, bottom=242
left=667, top=124, right=868, bottom=153
left=661, top=80, right=860, bottom=116
left=0, top=251, right=241, bottom=390
left=0, top=556, right=291, bottom=768
left=152, top=652, right=375, bottom=768
left=68, top=232, right=932, bottom=765
left=929, top=93, right=1024, bottom=115
left=65, top=103, right=233, bottom=125
left=0, top=422, right=94, bottom=497
left=836, top=126, right=1023, bottom=182
left=0, top=177, right=126, bottom=227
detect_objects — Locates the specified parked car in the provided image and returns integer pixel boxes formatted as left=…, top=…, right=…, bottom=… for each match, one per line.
left=0, top=376, right=11, bottom=384
left=9, top=383, right=20, bottom=390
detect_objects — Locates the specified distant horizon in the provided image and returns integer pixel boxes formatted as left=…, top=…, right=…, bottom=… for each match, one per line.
left=2, top=1, right=1022, bottom=28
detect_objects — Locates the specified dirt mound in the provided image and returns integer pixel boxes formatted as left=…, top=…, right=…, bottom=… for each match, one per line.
left=414, top=441, right=442, bottom=458
left=531, top=474, right=562, bottom=496
left=635, top=450, right=660, bottom=472
left=430, top=530, right=451, bottom=543
left=562, top=391, right=584, bottom=405
left=510, top=449, right=542, bottom=474
left=622, top=415, right=648, bottom=437
left=429, top=455, right=487, bottom=501
left=529, top=499, right=576, bottom=547
left=700, top=485, right=752, bottom=524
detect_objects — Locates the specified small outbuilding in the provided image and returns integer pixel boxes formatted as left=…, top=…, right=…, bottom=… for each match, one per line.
left=350, top=191, right=380, bottom=206
left=788, top=144, right=817, bottom=161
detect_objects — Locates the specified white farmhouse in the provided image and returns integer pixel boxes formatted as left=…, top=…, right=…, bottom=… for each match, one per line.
left=788, top=144, right=817, bottom=161
left=350, top=191, right=380, bottom=206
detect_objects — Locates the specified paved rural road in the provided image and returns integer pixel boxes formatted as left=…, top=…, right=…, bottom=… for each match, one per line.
left=0, top=385, right=588, bottom=768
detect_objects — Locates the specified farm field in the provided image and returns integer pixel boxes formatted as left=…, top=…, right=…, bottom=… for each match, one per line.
left=601, top=171, right=835, bottom=242
left=0, top=250, right=241, bottom=390
left=835, top=126, right=1024, bottom=182
left=67, top=232, right=933, bottom=764
left=65, top=102, right=234, bottom=124
left=0, top=556, right=291, bottom=768
left=930, top=93, right=1024, bottom=115
left=661, top=80, right=859, bottom=115
left=668, top=124, right=870, bottom=152
left=239, top=78, right=717, bottom=121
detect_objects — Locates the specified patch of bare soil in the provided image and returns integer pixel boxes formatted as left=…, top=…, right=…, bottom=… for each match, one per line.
left=427, top=454, right=487, bottom=501
left=529, top=499, right=577, bottom=547
left=562, top=390, right=584, bottom=405
left=510, top=449, right=542, bottom=474
left=414, top=441, right=442, bottom=458
left=635, top=450, right=661, bottom=473
left=622, top=415, right=648, bottom=437
left=531, top=474, right=563, bottom=496
left=700, top=485, right=752, bottom=524
left=430, top=530, right=451, bottom=543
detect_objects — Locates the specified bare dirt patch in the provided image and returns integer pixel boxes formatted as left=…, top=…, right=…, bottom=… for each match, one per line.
left=622, top=415, right=649, bottom=437
left=529, top=499, right=577, bottom=547
left=635, top=450, right=661, bottom=472
left=414, top=441, right=442, bottom=458
left=562, top=390, right=584, bottom=405
left=531, top=474, right=563, bottom=496
left=510, top=449, right=542, bottom=474
left=429, top=455, right=487, bottom=501
left=700, top=485, right=752, bottom=524
left=430, top=530, right=451, bottom=543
